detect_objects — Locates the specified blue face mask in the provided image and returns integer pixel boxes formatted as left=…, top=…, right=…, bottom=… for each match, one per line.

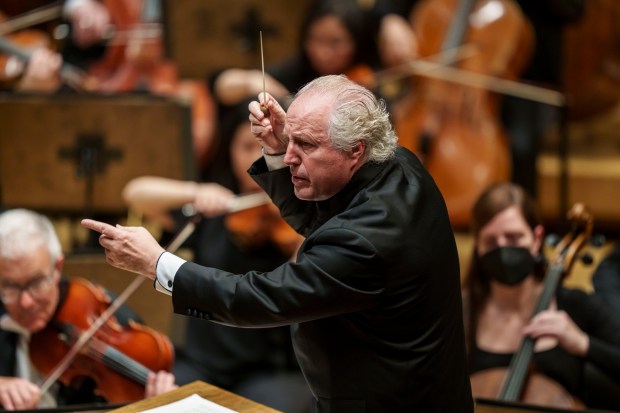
left=479, top=246, right=535, bottom=286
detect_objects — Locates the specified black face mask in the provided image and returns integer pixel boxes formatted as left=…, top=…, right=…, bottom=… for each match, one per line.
left=479, top=246, right=535, bottom=286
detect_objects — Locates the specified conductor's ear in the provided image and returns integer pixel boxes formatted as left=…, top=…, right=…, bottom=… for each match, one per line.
left=351, top=140, right=365, bottom=160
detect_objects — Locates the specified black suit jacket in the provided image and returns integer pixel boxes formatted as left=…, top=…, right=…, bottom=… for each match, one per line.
left=172, top=147, right=473, bottom=412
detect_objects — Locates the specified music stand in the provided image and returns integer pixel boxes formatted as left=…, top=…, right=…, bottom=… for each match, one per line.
left=161, top=0, right=312, bottom=79
left=0, top=93, right=195, bottom=216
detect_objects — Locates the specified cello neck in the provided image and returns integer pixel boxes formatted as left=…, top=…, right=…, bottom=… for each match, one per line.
left=498, top=259, right=570, bottom=400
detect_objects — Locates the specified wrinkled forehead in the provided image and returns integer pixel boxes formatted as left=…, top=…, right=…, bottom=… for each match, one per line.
left=286, top=93, right=333, bottom=136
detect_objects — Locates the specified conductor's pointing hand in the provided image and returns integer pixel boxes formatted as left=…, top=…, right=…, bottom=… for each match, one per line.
left=81, top=219, right=165, bottom=279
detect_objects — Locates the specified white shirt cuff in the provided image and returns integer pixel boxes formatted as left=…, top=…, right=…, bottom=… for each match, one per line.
left=263, top=153, right=286, bottom=171
left=154, top=252, right=186, bottom=296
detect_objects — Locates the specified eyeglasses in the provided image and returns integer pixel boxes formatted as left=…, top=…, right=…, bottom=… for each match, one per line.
left=0, top=271, right=55, bottom=304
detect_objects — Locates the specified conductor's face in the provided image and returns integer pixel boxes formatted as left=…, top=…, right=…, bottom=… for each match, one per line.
left=283, top=93, right=365, bottom=201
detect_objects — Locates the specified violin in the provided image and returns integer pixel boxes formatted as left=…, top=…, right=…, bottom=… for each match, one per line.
left=470, top=203, right=594, bottom=408
left=0, top=33, right=91, bottom=90
left=85, top=0, right=216, bottom=166
left=393, top=0, right=534, bottom=228
left=0, top=4, right=99, bottom=91
left=345, top=64, right=376, bottom=90
left=29, top=277, right=174, bottom=403
left=86, top=0, right=175, bottom=93
left=225, top=202, right=302, bottom=257
left=0, top=16, right=46, bottom=77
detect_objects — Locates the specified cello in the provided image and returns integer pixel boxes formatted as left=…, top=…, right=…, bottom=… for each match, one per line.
left=562, top=0, right=620, bottom=121
left=470, top=203, right=593, bottom=408
left=394, top=0, right=534, bottom=228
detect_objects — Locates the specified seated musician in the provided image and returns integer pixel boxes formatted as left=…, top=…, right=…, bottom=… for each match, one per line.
left=464, top=182, right=620, bottom=410
left=1, top=0, right=111, bottom=92
left=0, top=208, right=176, bottom=411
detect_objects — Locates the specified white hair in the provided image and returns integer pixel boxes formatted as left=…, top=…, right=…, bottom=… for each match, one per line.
left=295, top=75, right=398, bottom=163
left=0, top=209, right=61, bottom=262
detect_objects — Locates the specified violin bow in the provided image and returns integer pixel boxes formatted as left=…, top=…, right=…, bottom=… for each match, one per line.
left=0, top=2, right=64, bottom=35
left=181, top=191, right=272, bottom=217
left=38, top=217, right=200, bottom=396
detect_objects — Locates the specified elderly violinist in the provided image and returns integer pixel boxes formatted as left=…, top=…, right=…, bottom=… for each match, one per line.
left=0, top=208, right=176, bottom=411
left=83, top=74, right=473, bottom=412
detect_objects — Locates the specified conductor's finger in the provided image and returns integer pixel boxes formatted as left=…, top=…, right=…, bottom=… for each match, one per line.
left=248, top=100, right=267, bottom=122
left=81, top=219, right=119, bottom=236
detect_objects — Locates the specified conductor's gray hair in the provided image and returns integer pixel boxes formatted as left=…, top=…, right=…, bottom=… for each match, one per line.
left=295, top=75, right=398, bottom=163
left=0, top=209, right=62, bottom=262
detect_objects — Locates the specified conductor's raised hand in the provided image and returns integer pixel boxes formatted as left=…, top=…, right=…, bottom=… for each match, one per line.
left=81, top=219, right=165, bottom=280
left=248, top=92, right=287, bottom=155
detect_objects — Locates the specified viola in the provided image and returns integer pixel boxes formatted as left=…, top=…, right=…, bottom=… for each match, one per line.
left=85, top=0, right=175, bottom=93
left=29, top=277, right=174, bottom=403
left=85, top=0, right=216, bottom=166
left=470, top=203, right=594, bottom=408
left=0, top=5, right=91, bottom=90
left=0, top=23, right=46, bottom=77
left=225, top=202, right=302, bottom=257
left=393, top=0, right=534, bottom=228
left=0, top=33, right=91, bottom=90
left=344, top=64, right=376, bottom=90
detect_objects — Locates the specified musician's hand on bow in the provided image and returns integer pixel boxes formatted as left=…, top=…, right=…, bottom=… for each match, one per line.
left=17, top=48, right=62, bottom=92
left=248, top=92, right=287, bottom=155
left=192, top=183, right=235, bottom=217
left=67, top=0, right=111, bottom=48
left=81, top=219, right=164, bottom=280
left=0, top=376, right=40, bottom=411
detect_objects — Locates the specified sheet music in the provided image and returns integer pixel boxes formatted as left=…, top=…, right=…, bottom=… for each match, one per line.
left=137, top=394, right=239, bottom=413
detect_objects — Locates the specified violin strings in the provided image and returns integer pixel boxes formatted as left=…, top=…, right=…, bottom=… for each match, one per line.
left=84, top=337, right=150, bottom=384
